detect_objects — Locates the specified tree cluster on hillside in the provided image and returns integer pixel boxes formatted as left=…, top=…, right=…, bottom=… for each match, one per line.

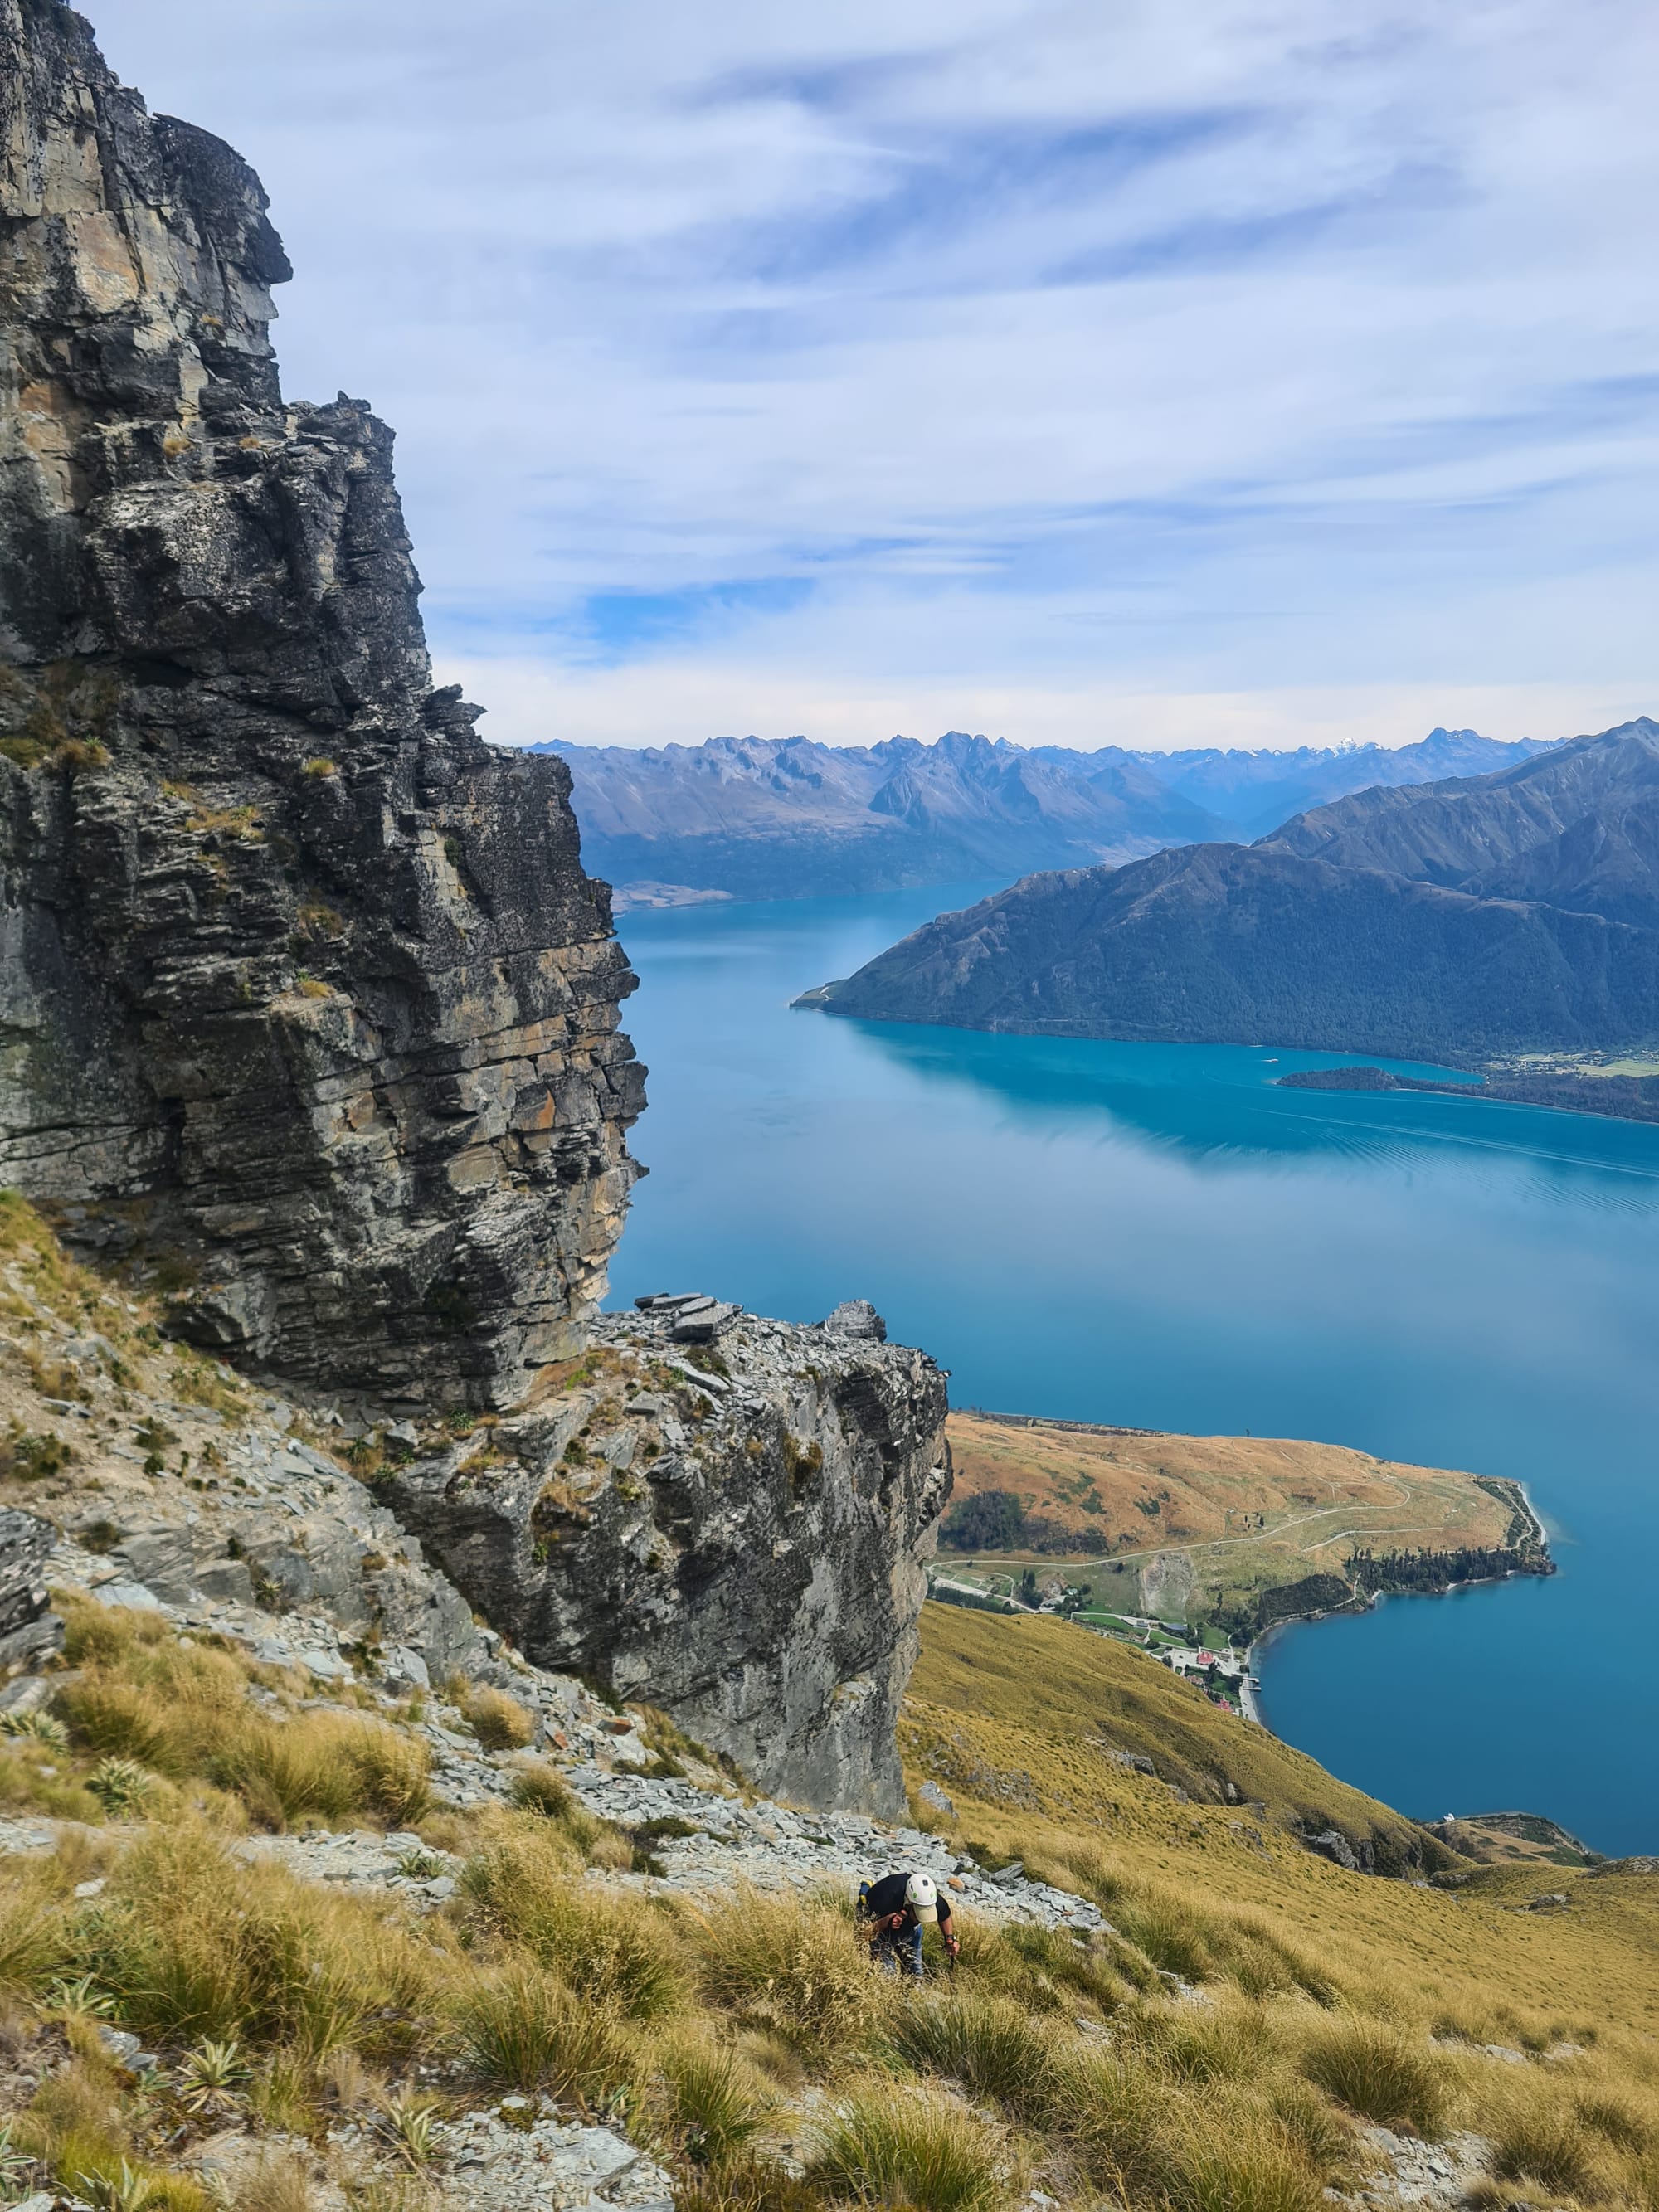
left=1345, top=1545, right=1553, bottom=1595
left=941, top=1490, right=1112, bottom=1556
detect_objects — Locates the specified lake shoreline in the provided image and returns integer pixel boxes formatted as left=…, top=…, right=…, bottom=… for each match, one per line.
left=1248, top=1477, right=1552, bottom=1737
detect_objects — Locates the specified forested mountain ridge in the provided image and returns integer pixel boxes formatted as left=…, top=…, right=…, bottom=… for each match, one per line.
left=800, top=721, right=1659, bottom=1064
left=543, top=726, right=1555, bottom=906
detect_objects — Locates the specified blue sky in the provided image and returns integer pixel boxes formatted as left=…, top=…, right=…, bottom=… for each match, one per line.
left=88, top=0, right=1659, bottom=751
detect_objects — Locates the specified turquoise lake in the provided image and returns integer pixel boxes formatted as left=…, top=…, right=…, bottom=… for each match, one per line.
left=606, top=885, right=1659, bottom=1854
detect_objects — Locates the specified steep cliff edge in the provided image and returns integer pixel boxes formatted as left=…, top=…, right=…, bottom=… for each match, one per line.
left=388, top=1300, right=951, bottom=1815
left=0, top=0, right=643, bottom=1407
left=0, top=9, right=951, bottom=1808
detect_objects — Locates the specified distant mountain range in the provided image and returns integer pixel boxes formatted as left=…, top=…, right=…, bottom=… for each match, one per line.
left=800, top=719, right=1659, bottom=1066
left=540, top=727, right=1555, bottom=907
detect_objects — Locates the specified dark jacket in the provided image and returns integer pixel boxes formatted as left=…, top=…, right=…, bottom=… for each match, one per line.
left=859, top=1871, right=954, bottom=1935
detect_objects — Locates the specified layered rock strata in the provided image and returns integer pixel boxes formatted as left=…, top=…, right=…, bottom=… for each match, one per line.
left=0, top=7, right=952, bottom=1810
left=389, top=1300, right=951, bottom=1815
left=0, top=0, right=642, bottom=1406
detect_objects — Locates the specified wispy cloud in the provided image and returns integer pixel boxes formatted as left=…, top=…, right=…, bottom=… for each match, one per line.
left=87, top=0, right=1659, bottom=748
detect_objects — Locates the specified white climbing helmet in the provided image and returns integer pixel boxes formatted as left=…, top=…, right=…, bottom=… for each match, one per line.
left=905, top=1871, right=939, bottom=1923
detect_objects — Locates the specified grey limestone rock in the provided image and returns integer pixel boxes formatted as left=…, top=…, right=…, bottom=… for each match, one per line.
left=1304, top=1825, right=1377, bottom=1874
left=0, top=5, right=956, bottom=1810
left=387, top=1306, right=951, bottom=1816
left=0, top=0, right=643, bottom=1407
left=822, top=1298, right=888, bottom=1342
left=0, top=1505, right=59, bottom=1666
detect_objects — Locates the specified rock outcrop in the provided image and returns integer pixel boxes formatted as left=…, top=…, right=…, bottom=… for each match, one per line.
left=0, top=1506, right=58, bottom=1668
left=388, top=1301, right=951, bottom=1815
left=0, top=0, right=643, bottom=1407
left=0, top=9, right=952, bottom=1811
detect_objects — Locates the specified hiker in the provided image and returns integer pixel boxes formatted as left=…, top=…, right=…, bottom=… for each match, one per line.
left=856, top=1869, right=960, bottom=1976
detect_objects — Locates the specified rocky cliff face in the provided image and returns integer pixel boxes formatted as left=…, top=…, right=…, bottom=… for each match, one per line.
left=0, top=0, right=643, bottom=1407
left=389, top=1300, right=951, bottom=1815
left=0, top=9, right=952, bottom=1809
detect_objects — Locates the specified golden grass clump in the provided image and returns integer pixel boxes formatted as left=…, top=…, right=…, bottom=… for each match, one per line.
left=807, top=2079, right=1008, bottom=2212
left=888, top=1991, right=1062, bottom=2122
left=1039, top=2039, right=1178, bottom=2197
left=73, top=1824, right=446, bottom=2060
left=459, top=1824, right=687, bottom=2018
left=465, top=1687, right=535, bottom=1751
left=692, top=1887, right=895, bottom=2053
left=508, top=1761, right=575, bottom=1820
left=642, top=2025, right=777, bottom=2167
left=1159, top=2107, right=1326, bottom=2212
left=1121, top=1997, right=1277, bottom=2088
left=233, top=2146, right=316, bottom=2212
left=1488, top=2101, right=1603, bottom=2200
left=1300, top=2017, right=1447, bottom=2135
left=52, top=1609, right=431, bottom=1830
left=450, top=1957, right=634, bottom=2104
left=1573, top=2088, right=1654, bottom=2156
left=0, top=1859, right=76, bottom=1997
left=10, top=2054, right=211, bottom=2212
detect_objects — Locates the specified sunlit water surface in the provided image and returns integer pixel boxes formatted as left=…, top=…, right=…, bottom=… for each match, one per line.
left=606, top=887, right=1659, bottom=1852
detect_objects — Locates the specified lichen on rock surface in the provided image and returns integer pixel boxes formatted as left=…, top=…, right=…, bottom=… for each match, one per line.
left=388, top=1301, right=952, bottom=1816
left=0, top=0, right=644, bottom=1407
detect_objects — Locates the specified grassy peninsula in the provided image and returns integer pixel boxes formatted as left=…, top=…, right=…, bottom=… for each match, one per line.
left=936, top=1411, right=1546, bottom=1646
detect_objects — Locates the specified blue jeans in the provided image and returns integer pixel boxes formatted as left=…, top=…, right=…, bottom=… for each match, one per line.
left=871, top=1922, right=924, bottom=1976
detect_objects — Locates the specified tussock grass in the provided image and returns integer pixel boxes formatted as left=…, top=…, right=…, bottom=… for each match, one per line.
left=1160, top=2107, right=1326, bottom=2212
left=644, top=2027, right=776, bottom=2166
left=807, top=2079, right=1007, bottom=2212
left=1300, top=2017, right=1447, bottom=2134
left=1489, top=2102, right=1602, bottom=2199
left=52, top=1607, right=431, bottom=1830
left=1058, top=1854, right=1336, bottom=2006
left=0, top=1864, right=76, bottom=1995
left=451, top=1959, right=633, bottom=2103
left=1574, top=2089, right=1654, bottom=2155
left=888, top=1991, right=1061, bottom=2120
left=508, top=1762, right=574, bottom=1819
left=233, top=2146, right=315, bottom=2212
left=1124, top=1998, right=1276, bottom=2087
left=464, top=1687, right=534, bottom=1751
left=691, top=1888, right=893, bottom=2053
left=10, top=2054, right=210, bottom=2212
left=459, top=1826, right=686, bottom=2017
left=1114, top=1890, right=1216, bottom=1981
left=673, top=2150, right=820, bottom=2212
left=1041, top=2041, right=1177, bottom=2196
left=1262, top=2078, right=1355, bottom=2182
left=71, top=1826, right=447, bottom=2059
